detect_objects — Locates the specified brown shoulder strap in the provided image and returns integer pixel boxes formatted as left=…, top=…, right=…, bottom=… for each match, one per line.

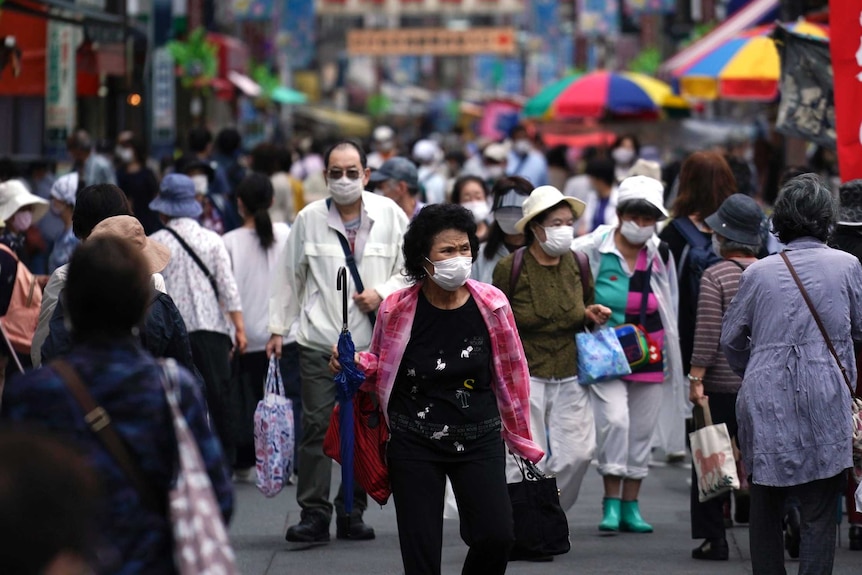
left=780, top=252, right=856, bottom=398
left=573, top=251, right=592, bottom=304
left=51, top=360, right=164, bottom=515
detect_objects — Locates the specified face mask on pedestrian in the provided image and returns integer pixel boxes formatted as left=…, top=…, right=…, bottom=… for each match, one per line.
left=513, top=139, right=532, bottom=156
left=711, top=233, right=723, bottom=257
left=426, top=256, right=472, bottom=291
left=494, top=208, right=522, bottom=236
left=115, top=146, right=134, bottom=164
left=191, top=175, right=209, bottom=196
left=619, top=220, right=655, bottom=245
left=485, top=166, right=504, bottom=180
left=11, top=210, right=32, bottom=233
left=537, top=225, right=575, bottom=257
left=612, top=147, right=635, bottom=166
left=328, top=176, right=364, bottom=205
left=462, top=200, right=490, bottom=224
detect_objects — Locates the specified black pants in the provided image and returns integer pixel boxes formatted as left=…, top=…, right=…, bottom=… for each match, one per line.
left=389, top=452, right=514, bottom=575
left=233, top=345, right=304, bottom=470
left=690, top=392, right=738, bottom=540
left=749, top=473, right=844, bottom=575
left=189, top=331, right=233, bottom=463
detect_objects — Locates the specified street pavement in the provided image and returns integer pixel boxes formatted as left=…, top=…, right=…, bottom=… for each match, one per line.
left=230, top=461, right=860, bottom=574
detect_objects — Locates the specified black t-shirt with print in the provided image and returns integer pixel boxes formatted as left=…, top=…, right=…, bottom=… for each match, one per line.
left=387, top=292, right=502, bottom=461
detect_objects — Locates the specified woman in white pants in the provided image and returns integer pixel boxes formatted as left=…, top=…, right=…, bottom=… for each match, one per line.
left=572, top=176, right=684, bottom=533
left=492, top=186, right=611, bottom=528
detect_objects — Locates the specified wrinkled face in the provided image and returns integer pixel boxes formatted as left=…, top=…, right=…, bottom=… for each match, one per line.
left=424, top=229, right=472, bottom=273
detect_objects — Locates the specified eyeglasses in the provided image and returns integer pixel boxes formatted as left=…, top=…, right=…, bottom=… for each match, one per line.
left=327, top=168, right=363, bottom=180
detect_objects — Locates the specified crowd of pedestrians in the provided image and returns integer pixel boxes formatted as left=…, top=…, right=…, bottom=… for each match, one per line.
left=0, top=122, right=859, bottom=575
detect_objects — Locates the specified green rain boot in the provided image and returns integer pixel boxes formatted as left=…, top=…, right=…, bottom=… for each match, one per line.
left=599, top=497, right=621, bottom=532
left=620, top=500, right=653, bottom=533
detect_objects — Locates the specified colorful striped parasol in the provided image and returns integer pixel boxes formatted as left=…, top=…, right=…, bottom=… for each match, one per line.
left=673, top=20, right=828, bottom=101
left=549, top=71, right=689, bottom=120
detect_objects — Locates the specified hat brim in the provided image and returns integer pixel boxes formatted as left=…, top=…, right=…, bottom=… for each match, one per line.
left=143, top=237, right=171, bottom=274
left=704, top=212, right=761, bottom=245
left=148, top=197, right=203, bottom=219
left=515, top=197, right=586, bottom=233
left=367, top=170, right=391, bottom=184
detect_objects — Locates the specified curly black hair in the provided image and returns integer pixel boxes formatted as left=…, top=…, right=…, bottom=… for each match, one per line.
left=403, top=203, right=478, bottom=283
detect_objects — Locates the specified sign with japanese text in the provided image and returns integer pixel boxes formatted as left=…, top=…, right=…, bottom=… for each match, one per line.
left=45, top=22, right=78, bottom=152
left=151, top=47, right=176, bottom=146
left=347, top=28, right=516, bottom=56
left=829, top=0, right=862, bottom=182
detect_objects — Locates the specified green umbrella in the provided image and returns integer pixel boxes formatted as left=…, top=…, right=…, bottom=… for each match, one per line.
left=523, top=74, right=580, bottom=119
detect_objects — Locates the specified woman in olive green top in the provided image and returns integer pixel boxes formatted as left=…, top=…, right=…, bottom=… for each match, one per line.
left=493, top=186, right=611, bottom=512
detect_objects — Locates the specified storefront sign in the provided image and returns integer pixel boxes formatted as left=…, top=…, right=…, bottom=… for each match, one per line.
left=578, top=0, right=620, bottom=37
left=45, top=22, right=78, bottom=152
left=830, top=0, right=862, bottom=182
left=151, top=47, right=176, bottom=146
left=347, top=27, right=516, bottom=56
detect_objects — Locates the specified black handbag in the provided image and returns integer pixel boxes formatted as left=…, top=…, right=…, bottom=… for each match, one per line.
left=507, top=456, right=571, bottom=559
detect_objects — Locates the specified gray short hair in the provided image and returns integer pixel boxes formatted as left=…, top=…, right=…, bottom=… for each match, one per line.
left=771, top=173, right=836, bottom=243
left=719, top=238, right=760, bottom=257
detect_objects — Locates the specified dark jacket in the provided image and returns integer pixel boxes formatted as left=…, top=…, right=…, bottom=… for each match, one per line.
left=41, top=290, right=200, bottom=381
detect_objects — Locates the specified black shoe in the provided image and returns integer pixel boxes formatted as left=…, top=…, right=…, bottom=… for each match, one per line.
left=784, top=507, right=801, bottom=559
left=734, top=491, right=750, bottom=524
left=286, top=510, right=330, bottom=543
left=850, top=526, right=862, bottom=551
left=508, top=547, right=555, bottom=562
left=336, top=515, right=376, bottom=540
left=692, top=539, right=729, bottom=561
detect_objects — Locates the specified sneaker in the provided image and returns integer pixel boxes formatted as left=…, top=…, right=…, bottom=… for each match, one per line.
left=232, top=467, right=255, bottom=483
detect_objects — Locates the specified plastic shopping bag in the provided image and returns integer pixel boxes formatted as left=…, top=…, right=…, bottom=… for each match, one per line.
left=690, top=402, right=740, bottom=502
left=254, top=356, right=294, bottom=498
left=575, top=326, right=632, bottom=385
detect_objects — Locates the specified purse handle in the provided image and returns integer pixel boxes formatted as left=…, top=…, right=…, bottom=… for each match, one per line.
left=780, top=251, right=857, bottom=399
left=510, top=453, right=548, bottom=481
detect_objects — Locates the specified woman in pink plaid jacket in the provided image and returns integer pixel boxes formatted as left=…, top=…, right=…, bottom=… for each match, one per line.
left=348, top=203, right=542, bottom=575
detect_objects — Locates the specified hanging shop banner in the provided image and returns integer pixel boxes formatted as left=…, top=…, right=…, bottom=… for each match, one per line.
left=45, top=22, right=78, bottom=154
left=281, top=0, right=315, bottom=70
left=774, top=25, right=835, bottom=149
left=578, top=0, right=620, bottom=37
left=829, top=0, right=862, bottom=182
left=151, top=47, right=176, bottom=148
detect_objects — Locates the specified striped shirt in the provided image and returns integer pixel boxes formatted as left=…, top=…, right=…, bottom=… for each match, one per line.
left=690, top=258, right=754, bottom=394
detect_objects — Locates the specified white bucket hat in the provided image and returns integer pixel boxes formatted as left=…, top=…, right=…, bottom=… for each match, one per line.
left=515, top=186, right=586, bottom=233
left=0, top=179, right=49, bottom=226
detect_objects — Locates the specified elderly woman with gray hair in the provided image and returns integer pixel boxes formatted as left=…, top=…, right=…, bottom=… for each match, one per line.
left=721, top=174, right=862, bottom=575
left=687, top=194, right=764, bottom=561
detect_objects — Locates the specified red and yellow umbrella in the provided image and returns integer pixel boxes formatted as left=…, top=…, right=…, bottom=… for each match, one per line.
left=673, top=20, right=828, bottom=101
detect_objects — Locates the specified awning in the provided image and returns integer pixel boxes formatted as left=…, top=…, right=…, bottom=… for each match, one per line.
left=227, top=71, right=262, bottom=97
left=660, top=0, right=779, bottom=76
left=294, top=106, right=371, bottom=138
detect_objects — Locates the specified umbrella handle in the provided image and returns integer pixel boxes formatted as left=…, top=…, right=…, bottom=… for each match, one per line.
left=337, top=267, right=348, bottom=332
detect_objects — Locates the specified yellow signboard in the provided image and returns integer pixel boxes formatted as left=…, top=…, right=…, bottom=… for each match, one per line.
left=347, top=28, right=517, bottom=57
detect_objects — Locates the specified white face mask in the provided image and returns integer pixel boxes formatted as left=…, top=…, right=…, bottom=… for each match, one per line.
left=513, top=140, right=532, bottom=156
left=538, top=225, right=574, bottom=257
left=612, top=147, right=636, bottom=166
left=619, top=220, right=655, bottom=245
left=462, top=200, right=490, bottom=224
left=712, top=233, right=723, bottom=257
left=328, top=177, right=364, bottom=206
left=191, top=174, right=209, bottom=196
left=486, top=166, right=505, bottom=180
left=426, top=256, right=472, bottom=291
left=115, top=146, right=134, bottom=164
left=495, top=210, right=522, bottom=236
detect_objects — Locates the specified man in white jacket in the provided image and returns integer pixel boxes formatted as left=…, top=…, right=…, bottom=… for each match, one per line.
left=267, top=140, right=409, bottom=544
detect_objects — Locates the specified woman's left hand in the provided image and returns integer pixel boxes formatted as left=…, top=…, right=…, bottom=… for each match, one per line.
left=585, top=304, right=612, bottom=325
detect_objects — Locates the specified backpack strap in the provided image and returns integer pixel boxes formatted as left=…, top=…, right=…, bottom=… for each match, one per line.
left=671, top=217, right=711, bottom=248
left=508, top=247, right=527, bottom=296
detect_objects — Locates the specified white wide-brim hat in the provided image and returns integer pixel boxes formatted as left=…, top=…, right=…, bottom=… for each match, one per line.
left=0, top=179, right=49, bottom=226
left=617, top=175, right=669, bottom=220
left=515, top=186, right=586, bottom=233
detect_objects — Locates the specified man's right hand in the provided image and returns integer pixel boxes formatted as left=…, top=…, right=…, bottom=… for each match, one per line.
left=266, top=334, right=283, bottom=359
